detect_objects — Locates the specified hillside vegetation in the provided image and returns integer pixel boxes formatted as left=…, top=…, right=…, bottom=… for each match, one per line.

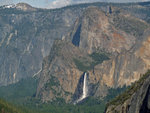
left=106, top=70, right=150, bottom=107
left=0, top=99, right=24, bottom=113
left=0, top=76, right=126, bottom=113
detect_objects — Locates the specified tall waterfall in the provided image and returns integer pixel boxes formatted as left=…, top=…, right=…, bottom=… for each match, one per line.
left=82, top=72, right=88, bottom=99
left=74, top=72, right=88, bottom=104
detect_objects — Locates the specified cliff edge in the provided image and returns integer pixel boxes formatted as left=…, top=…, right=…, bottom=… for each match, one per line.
left=105, top=70, right=150, bottom=113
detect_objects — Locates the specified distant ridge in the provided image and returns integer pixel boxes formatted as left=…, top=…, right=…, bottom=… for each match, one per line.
left=16, top=2, right=37, bottom=11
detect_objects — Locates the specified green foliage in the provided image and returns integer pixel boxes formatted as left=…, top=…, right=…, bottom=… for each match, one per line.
left=90, top=52, right=110, bottom=65
left=45, top=76, right=60, bottom=88
left=74, top=52, right=109, bottom=71
left=0, top=76, right=129, bottom=113
left=105, top=86, right=128, bottom=102
left=106, top=70, right=150, bottom=107
left=44, top=76, right=60, bottom=95
left=0, top=98, right=24, bottom=113
left=0, top=77, right=38, bottom=104
left=73, top=58, right=92, bottom=71
left=18, top=97, right=106, bottom=113
left=0, top=97, right=106, bottom=113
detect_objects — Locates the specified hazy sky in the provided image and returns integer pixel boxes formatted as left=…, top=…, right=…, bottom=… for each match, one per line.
left=0, top=0, right=150, bottom=9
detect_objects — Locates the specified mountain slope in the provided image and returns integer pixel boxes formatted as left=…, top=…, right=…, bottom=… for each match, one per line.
left=0, top=1, right=150, bottom=87
left=69, top=6, right=148, bottom=54
left=36, top=40, right=94, bottom=102
left=0, top=99, right=24, bottom=113
left=0, top=4, right=84, bottom=86
left=36, top=6, right=150, bottom=103
left=0, top=2, right=150, bottom=113
left=105, top=70, right=150, bottom=113
left=15, top=3, right=37, bottom=11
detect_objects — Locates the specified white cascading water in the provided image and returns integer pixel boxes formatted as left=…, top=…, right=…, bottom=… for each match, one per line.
left=74, top=72, right=88, bottom=104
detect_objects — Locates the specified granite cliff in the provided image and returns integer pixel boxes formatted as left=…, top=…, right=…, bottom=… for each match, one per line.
left=0, top=1, right=150, bottom=87
left=36, top=6, right=150, bottom=103
left=105, top=70, right=150, bottom=113
left=1, top=1, right=150, bottom=106
left=70, top=6, right=137, bottom=54
left=0, top=4, right=84, bottom=86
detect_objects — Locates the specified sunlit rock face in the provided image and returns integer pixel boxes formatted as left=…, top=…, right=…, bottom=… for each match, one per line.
left=1, top=1, right=150, bottom=103
left=0, top=5, right=83, bottom=86
left=88, top=30, right=150, bottom=99
left=36, top=5, right=150, bottom=103
left=70, top=6, right=137, bottom=54
left=36, top=40, right=87, bottom=103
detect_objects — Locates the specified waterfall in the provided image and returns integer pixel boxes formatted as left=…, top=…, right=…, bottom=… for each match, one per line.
left=82, top=72, right=88, bottom=99
left=74, top=72, right=88, bottom=104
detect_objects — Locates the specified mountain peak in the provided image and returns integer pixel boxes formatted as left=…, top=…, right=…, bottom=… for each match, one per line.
left=16, top=2, right=37, bottom=11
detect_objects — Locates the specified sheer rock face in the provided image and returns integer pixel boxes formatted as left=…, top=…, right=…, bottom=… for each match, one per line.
left=0, top=6, right=83, bottom=86
left=36, top=6, right=150, bottom=103
left=89, top=32, right=150, bottom=98
left=105, top=73, right=150, bottom=113
left=70, top=7, right=136, bottom=54
left=83, top=30, right=150, bottom=99
left=36, top=41, right=90, bottom=102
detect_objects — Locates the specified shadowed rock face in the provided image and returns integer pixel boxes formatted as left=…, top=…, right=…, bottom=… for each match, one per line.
left=36, top=6, right=150, bottom=103
left=140, top=85, right=150, bottom=113
left=72, top=24, right=82, bottom=47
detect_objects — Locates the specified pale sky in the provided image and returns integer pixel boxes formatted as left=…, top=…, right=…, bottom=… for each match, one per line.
left=0, top=0, right=150, bottom=9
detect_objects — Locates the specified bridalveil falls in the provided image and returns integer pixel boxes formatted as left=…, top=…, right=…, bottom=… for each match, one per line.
left=74, top=72, right=88, bottom=104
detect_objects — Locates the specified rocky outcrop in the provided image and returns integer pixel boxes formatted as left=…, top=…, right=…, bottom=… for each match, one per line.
left=70, top=7, right=150, bottom=98
left=105, top=70, right=150, bottom=113
left=36, top=6, right=150, bottom=103
left=88, top=30, right=150, bottom=99
left=36, top=39, right=110, bottom=103
left=69, top=6, right=148, bottom=54
left=36, top=40, right=92, bottom=102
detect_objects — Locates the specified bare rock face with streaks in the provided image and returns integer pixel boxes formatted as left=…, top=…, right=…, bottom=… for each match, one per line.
left=70, top=6, right=136, bottom=54
left=36, top=6, right=150, bottom=103
left=0, top=5, right=83, bottom=86
left=88, top=30, right=150, bottom=99
left=36, top=40, right=91, bottom=102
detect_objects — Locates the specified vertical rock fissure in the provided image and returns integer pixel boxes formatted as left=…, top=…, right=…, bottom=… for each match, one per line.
left=72, top=24, right=81, bottom=47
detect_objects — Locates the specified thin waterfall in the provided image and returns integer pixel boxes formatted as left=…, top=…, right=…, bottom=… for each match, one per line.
left=74, top=72, right=88, bottom=104
left=82, top=72, right=88, bottom=99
